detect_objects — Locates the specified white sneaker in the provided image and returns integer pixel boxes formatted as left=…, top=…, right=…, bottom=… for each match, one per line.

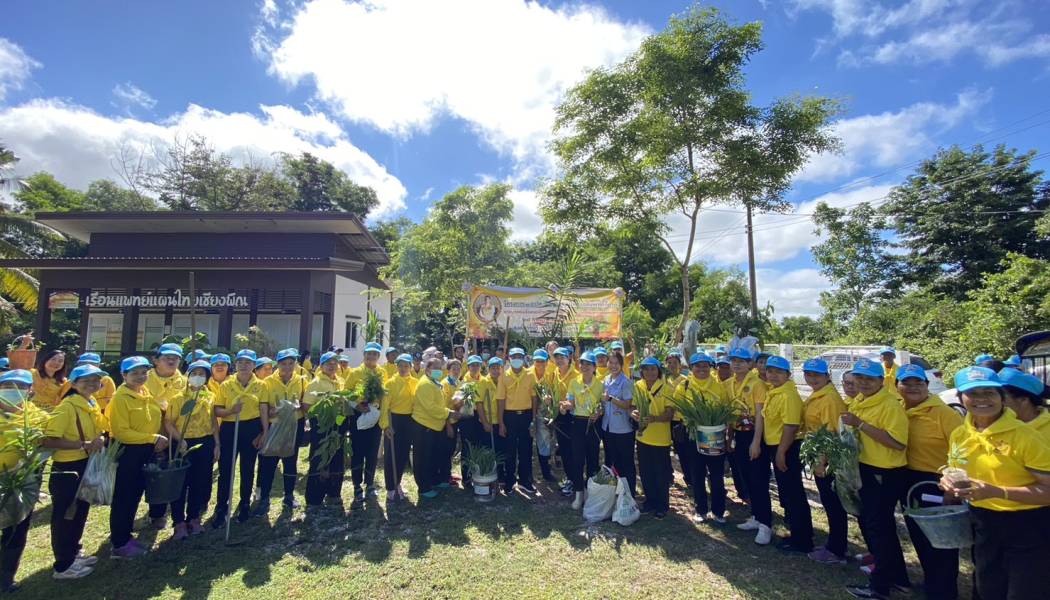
left=691, top=513, right=705, bottom=524
left=737, top=517, right=760, bottom=531
left=754, top=524, right=773, bottom=545
left=708, top=513, right=726, bottom=524
left=571, top=491, right=584, bottom=510
left=53, top=562, right=93, bottom=580
left=74, top=553, right=98, bottom=567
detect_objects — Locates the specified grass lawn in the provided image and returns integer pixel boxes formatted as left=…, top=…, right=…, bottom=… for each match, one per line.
left=13, top=454, right=974, bottom=599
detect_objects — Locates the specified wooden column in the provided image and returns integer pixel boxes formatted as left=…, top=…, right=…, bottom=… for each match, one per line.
left=120, top=288, right=140, bottom=355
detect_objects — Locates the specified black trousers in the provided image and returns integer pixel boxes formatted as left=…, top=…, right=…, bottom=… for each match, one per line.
left=456, top=417, right=481, bottom=481
left=215, top=418, right=262, bottom=517
left=171, top=435, right=215, bottom=524
left=554, top=413, right=573, bottom=474
left=900, top=469, right=959, bottom=600
left=438, top=422, right=455, bottom=484
left=859, top=463, right=910, bottom=595
left=603, top=430, right=636, bottom=495
left=815, top=472, right=849, bottom=558
left=110, top=443, right=154, bottom=549
left=350, top=424, right=381, bottom=491
left=305, top=419, right=348, bottom=505
left=768, top=442, right=813, bottom=550
left=412, top=423, right=444, bottom=494
left=692, top=451, right=727, bottom=517
left=568, top=416, right=601, bottom=490
left=729, top=428, right=753, bottom=501
left=256, top=418, right=304, bottom=501
left=637, top=441, right=670, bottom=512
left=383, top=413, right=413, bottom=491
left=672, top=422, right=697, bottom=487
left=971, top=505, right=1050, bottom=600
left=502, top=410, right=534, bottom=487
left=0, top=510, right=31, bottom=585
left=49, top=459, right=88, bottom=573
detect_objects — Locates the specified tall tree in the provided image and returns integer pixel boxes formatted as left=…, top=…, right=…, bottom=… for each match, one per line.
left=83, top=179, right=158, bottom=211
left=543, top=7, right=838, bottom=333
left=279, top=152, right=379, bottom=216
left=811, top=201, right=894, bottom=322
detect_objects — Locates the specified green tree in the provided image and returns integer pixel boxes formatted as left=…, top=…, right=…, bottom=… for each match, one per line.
left=279, top=152, right=379, bottom=216
left=767, top=315, right=828, bottom=344
left=13, top=172, right=88, bottom=213
left=687, top=264, right=756, bottom=341
left=543, top=7, right=838, bottom=332
left=811, top=201, right=894, bottom=321
left=83, top=179, right=158, bottom=211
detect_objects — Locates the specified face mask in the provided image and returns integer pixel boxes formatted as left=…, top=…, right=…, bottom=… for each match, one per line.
left=482, top=353, right=491, bottom=360
left=430, top=369, right=444, bottom=381
left=510, top=359, right=524, bottom=370
left=188, top=375, right=207, bottom=388
left=0, top=389, right=24, bottom=406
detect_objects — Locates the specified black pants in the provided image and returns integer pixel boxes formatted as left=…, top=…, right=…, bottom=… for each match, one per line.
left=554, top=413, right=573, bottom=476
left=603, top=430, right=636, bottom=495
left=729, top=428, right=753, bottom=501
left=815, top=472, right=849, bottom=558
left=502, top=410, right=534, bottom=487
left=569, top=416, right=601, bottom=490
left=215, top=418, right=262, bottom=517
left=383, top=413, right=413, bottom=491
left=110, top=444, right=155, bottom=549
left=305, top=419, right=348, bottom=505
left=899, top=469, right=959, bottom=600
left=767, top=442, right=813, bottom=550
left=0, top=510, right=31, bottom=585
left=859, top=463, right=910, bottom=595
left=256, top=418, right=304, bottom=501
left=672, top=422, right=697, bottom=487
left=49, top=459, right=88, bottom=573
left=456, top=417, right=480, bottom=482
left=692, top=451, right=727, bottom=517
left=637, top=441, right=670, bottom=512
left=171, top=436, right=215, bottom=525
left=412, top=423, right=444, bottom=494
left=438, top=422, right=455, bottom=484
left=351, top=424, right=381, bottom=492
left=971, top=505, right=1050, bottom=600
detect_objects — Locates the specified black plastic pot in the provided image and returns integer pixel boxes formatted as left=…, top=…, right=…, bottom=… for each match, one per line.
left=143, top=460, right=190, bottom=504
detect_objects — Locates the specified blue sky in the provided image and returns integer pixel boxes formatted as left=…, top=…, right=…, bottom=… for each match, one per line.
left=2, top=0, right=1049, bottom=316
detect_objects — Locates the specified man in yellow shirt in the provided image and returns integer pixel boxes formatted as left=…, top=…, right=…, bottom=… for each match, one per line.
left=345, top=342, right=387, bottom=503
left=496, top=348, right=538, bottom=493
left=676, top=352, right=727, bottom=522
left=382, top=347, right=399, bottom=380
left=382, top=353, right=417, bottom=502
left=212, top=349, right=268, bottom=526
left=879, top=346, right=899, bottom=391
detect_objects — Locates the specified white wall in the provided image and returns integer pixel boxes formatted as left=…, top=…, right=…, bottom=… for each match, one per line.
left=332, top=275, right=391, bottom=367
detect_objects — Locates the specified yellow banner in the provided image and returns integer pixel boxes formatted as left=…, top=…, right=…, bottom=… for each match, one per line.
left=465, top=285, right=623, bottom=340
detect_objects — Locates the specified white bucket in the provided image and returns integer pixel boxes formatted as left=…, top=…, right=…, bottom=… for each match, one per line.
left=472, top=470, right=498, bottom=502
left=695, top=424, right=728, bottom=456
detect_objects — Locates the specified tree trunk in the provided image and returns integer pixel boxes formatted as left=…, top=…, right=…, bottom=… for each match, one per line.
left=680, top=261, right=691, bottom=342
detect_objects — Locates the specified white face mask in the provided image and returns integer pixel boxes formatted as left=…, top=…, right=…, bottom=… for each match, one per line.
left=188, top=375, right=207, bottom=388
left=0, top=389, right=25, bottom=406
left=510, top=359, right=524, bottom=370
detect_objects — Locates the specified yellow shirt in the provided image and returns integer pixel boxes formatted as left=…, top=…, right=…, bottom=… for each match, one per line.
left=552, top=366, right=579, bottom=402
left=763, top=381, right=804, bottom=445
left=441, top=376, right=462, bottom=408
left=146, top=369, right=187, bottom=411
left=497, top=367, right=537, bottom=411
left=45, top=394, right=107, bottom=462
left=109, top=384, right=163, bottom=445
left=596, top=366, right=609, bottom=380
left=382, top=363, right=398, bottom=380
left=673, top=374, right=727, bottom=421
left=214, top=375, right=267, bottom=423
left=30, top=369, right=65, bottom=411
left=1027, top=410, right=1050, bottom=443
left=567, top=375, right=603, bottom=418
left=664, top=372, right=685, bottom=393
left=302, top=357, right=313, bottom=372
left=904, top=395, right=963, bottom=474
left=725, top=370, right=766, bottom=426
left=265, top=372, right=308, bottom=420
left=0, top=403, right=50, bottom=469
left=803, top=385, right=847, bottom=434
left=412, top=375, right=452, bottom=432
left=883, top=363, right=898, bottom=390
left=951, top=409, right=1050, bottom=511
left=304, top=371, right=342, bottom=407
left=850, top=387, right=909, bottom=468
left=634, top=378, right=672, bottom=446
left=169, top=387, right=216, bottom=440
left=207, top=376, right=229, bottom=397
left=381, top=373, right=416, bottom=428
left=475, top=375, right=500, bottom=425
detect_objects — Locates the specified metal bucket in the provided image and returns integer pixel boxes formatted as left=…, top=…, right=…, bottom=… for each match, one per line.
left=906, top=481, right=973, bottom=549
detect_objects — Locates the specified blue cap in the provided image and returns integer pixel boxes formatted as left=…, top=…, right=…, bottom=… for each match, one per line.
left=338, top=354, right=351, bottom=363
left=0, top=369, right=32, bottom=386
left=276, top=348, right=299, bottom=362
left=579, top=351, right=597, bottom=365
left=76, top=352, right=102, bottom=365
left=609, top=341, right=624, bottom=351
left=254, top=357, right=274, bottom=369
left=1003, top=354, right=1022, bottom=367
left=385, top=346, right=398, bottom=355
left=396, top=353, right=413, bottom=364
left=765, top=356, right=790, bottom=372
left=851, top=358, right=885, bottom=378
left=802, top=358, right=829, bottom=375
left=716, top=357, right=730, bottom=366
left=363, top=342, right=383, bottom=354
left=184, top=349, right=208, bottom=361
left=186, top=359, right=211, bottom=373
left=593, top=347, right=608, bottom=357
left=728, top=348, right=752, bottom=361
left=667, top=349, right=683, bottom=359
left=210, top=353, right=231, bottom=366
left=508, top=347, right=526, bottom=357
left=553, top=347, right=571, bottom=358
left=466, top=355, right=483, bottom=366
left=974, top=353, right=995, bottom=365
left=120, top=356, right=151, bottom=374
left=487, top=357, right=504, bottom=367
left=532, top=349, right=549, bottom=361
left=896, top=364, right=927, bottom=382
left=955, top=366, right=1002, bottom=393
left=235, top=349, right=257, bottom=362
left=689, top=352, right=714, bottom=365
left=879, top=346, right=896, bottom=356
left=157, top=342, right=183, bottom=357
left=639, top=357, right=662, bottom=369
left=0, top=358, right=8, bottom=369
left=715, top=345, right=726, bottom=353
left=318, top=351, right=338, bottom=365
left=997, top=368, right=1044, bottom=397
left=753, top=351, right=771, bottom=361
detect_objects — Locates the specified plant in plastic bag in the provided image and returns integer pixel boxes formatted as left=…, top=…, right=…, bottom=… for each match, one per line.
left=76, top=440, right=123, bottom=506
left=261, top=400, right=299, bottom=457
left=0, top=405, right=51, bottom=528
left=800, top=422, right=863, bottom=515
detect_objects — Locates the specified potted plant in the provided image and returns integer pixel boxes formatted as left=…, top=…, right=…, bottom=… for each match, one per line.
left=6, top=333, right=41, bottom=370
left=671, top=390, right=739, bottom=456
left=142, top=391, right=201, bottom=504
left=458, top=382, right=478, bottom=418
left=463, top=442, right=501, bottom=502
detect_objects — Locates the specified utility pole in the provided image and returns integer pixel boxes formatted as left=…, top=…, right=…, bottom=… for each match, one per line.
left=745, top=203, right=759, bottom=323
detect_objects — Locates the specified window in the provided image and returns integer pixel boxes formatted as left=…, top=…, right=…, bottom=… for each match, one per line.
left=172, top=314, right=219, bottom=344
left=87, top=313, right=123, bottom=354
left=136, top=314, right=166, bottom=351
left=255, top=314, right=301, bottom=350
left=345, top=320, right=359, bottom=349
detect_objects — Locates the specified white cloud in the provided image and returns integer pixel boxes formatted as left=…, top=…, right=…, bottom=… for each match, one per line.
left=757, top=268, right=832, bottom=317
left=0, top=38, right=40, bottom=101
left=791, top=0, right=970, bottom=39
left=800, top=88, right=990, bottom=183
left=112, top=82, right=157, bottom=112
left=0, top=99, right=407, bottom=218
left=506, top=188, right=544, bottom=242
left=259, top=0, right=649, bottom=176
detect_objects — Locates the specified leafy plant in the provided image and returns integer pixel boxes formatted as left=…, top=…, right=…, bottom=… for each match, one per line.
left=463, top=442, right=502, bottom=477
left=0, top=400, right=53, bottom=527
left=799, top=424, right=863, bottom=515
left=540, top=250, right=583, bottom=339
left=671, top=390, right=740, bottom=431
left=307, top=391, right=354, bottom=473
left=634, top=387, right=654, bottom=431
left=233, top=325, right=278, bottom=358
left=364, top=309, right=384, bottom=345
left=533, top=382, right=560, bottom=420
left=459, top=382, right=478, bottom=415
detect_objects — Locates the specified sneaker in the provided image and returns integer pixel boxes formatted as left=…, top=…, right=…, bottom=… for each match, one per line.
left=639, top=505, right=655, bottom=514
left=776, top=539, right=812, bottom=554
left=855, top=553, right=875, bottom=565
left=691, top=513, right=706, bottom=524
left=737, top=517, right=760, bottom=531
left=754, top=524, right=773, bottom=545
left=189, top=520, right=205, bottom=536
left=110, top=543, right=148, bottom=560
left=845, top=585, right=888, bottom=599
left=74, top=551, right=98, bottom=567
left=654, top=511, right=666, bottom=519
left=172, top=522, right=189, bottom=541
left=150, top=516, right=168, bottom=530
left=860, top=564, right=875, bottom=576
left=519, top=483, right=537, bottom=494
left=808, top=547, right=847, bottom=565
left=210, top=514, right=227, bottom=530
left=252, top=502, right=270, bottom=517
left=708, top=513, right=726, bottom=524
left=283, top=495, right=301, bottom=509
left=435, top=482, right=450, bottom=490
left=366, top=486, right=379, bottom=498
left=571, top=491, right=584, bottom=510
left=53, top=562, right=94, bottom=579
left=420, top=490, right=439, bottom=499
left=396, top=485, right=407, bottom=499
left=236, top=509, right=252, bottom=523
